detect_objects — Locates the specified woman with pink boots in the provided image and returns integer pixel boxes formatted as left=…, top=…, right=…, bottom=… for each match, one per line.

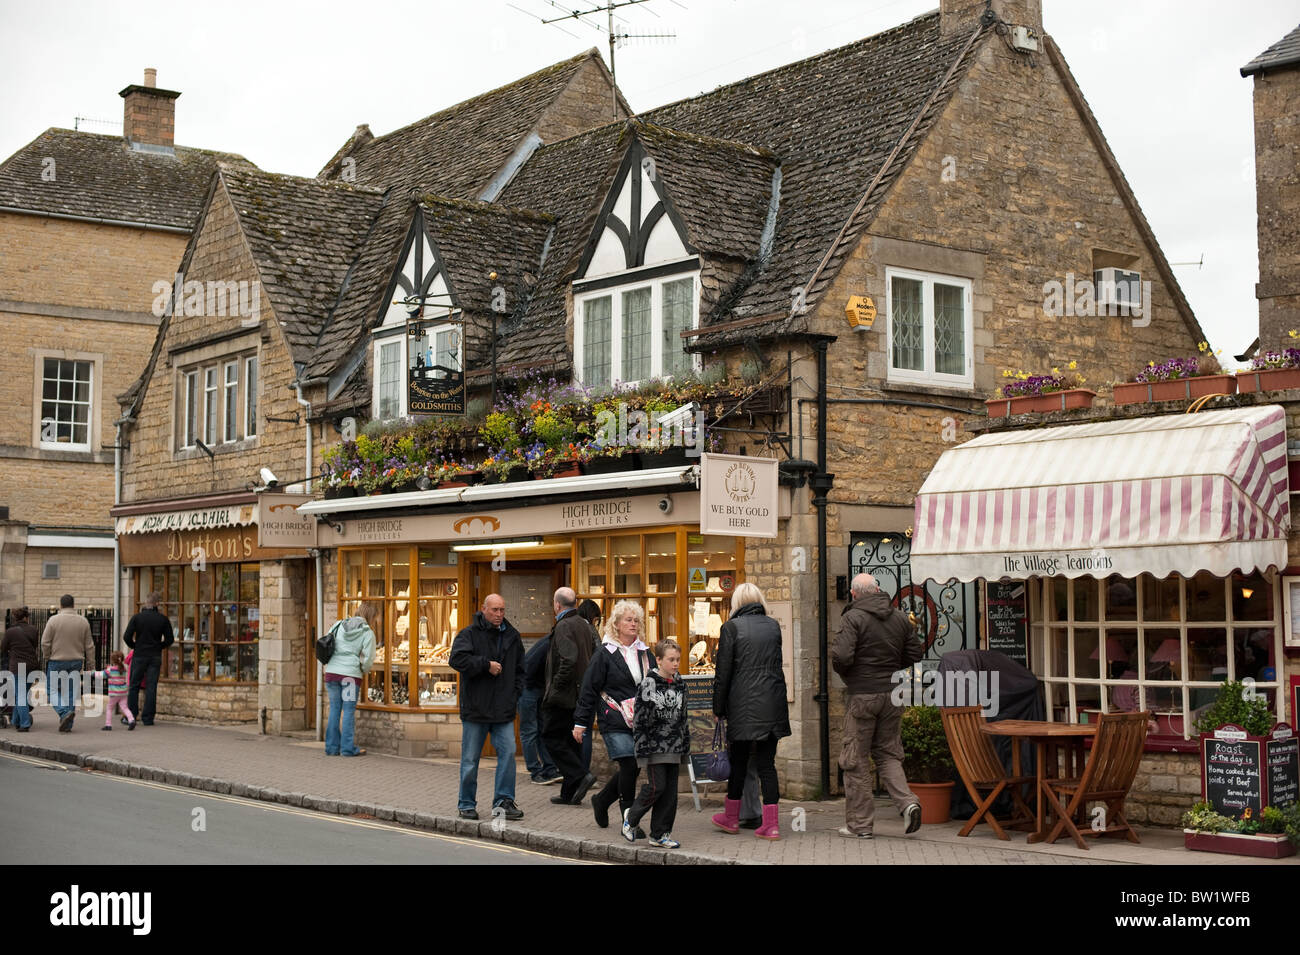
left=711, top=583, right=790, bottom=840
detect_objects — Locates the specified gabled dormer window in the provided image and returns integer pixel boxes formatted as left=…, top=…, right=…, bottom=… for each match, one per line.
left=572, top=139, right=700, bottom=387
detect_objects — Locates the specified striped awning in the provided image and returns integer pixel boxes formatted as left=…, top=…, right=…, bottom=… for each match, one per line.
left=910, top=406, right=1290, bottom=583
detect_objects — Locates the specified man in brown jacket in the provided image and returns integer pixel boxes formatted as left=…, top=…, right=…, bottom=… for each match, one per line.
left=832, top=573, right=924, bottom=838
left=40, top=594, right=95, bottom=732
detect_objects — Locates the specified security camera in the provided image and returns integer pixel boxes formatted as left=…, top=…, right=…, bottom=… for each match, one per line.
left=658, top=497, right=673, bottom=514
left=259, top=467, right=279, bottom=487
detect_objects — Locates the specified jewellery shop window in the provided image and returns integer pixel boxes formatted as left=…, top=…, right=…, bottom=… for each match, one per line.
left=135, top=564, right=259, bottom=683
left=340, top=547, right=459, bottom=710
left=572, top=529, right=742, bottom=675
left=1028, top=570, right=1283, bottom=746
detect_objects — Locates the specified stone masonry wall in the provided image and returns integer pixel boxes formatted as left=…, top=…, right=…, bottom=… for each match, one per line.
left=1251, top=66, right=1300, bottom=353
left=534, top=55, right=628, bottom=145
left=258, top=558, right=310, bottom=734
left=156, top=681, right=258, bottom=723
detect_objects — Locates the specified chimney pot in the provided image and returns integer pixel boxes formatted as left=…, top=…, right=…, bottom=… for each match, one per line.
left=144, top=68, right=157, bottom=88
left=119, top=70, right=181, bottom=148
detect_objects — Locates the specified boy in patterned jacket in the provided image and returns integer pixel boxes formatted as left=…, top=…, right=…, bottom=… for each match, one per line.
left=623, top=641, right=689, bottom=848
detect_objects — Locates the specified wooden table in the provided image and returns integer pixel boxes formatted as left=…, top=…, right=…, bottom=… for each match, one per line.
left=982, top=720, right=1097, bottom=843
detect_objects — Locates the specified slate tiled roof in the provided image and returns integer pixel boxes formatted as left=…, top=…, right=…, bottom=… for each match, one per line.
left=635, top=122, right=779, bottom=264
left=0, top=128, right=254, bottom=230
left=1242, top=22, right=1300, bottom=76
left=641, top=10, right=984, bottom=344
left=221, top=167, right=387, bottom=366
left=317, top=49, right=615, bottom=199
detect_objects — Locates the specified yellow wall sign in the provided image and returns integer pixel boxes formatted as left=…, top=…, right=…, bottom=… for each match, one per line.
left=846, top=295, right=876, bottom=329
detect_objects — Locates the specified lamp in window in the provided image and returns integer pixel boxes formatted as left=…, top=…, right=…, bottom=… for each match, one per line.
left=1148, top=637, right=1182, bottom=682
left=1088, top=638, right=1130, bottom=662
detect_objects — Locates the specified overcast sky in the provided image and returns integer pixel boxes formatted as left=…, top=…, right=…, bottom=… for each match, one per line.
left=2, top=0, right=1297, bottom=361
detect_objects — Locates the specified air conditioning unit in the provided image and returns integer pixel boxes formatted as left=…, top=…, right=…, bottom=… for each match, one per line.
left=1011, top=25, right=1039, bottom=52
left=1095, top=268, right=1141, bottom=308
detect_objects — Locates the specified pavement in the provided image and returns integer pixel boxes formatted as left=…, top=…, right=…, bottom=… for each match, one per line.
left=3, top=702, right=1296, bottom=865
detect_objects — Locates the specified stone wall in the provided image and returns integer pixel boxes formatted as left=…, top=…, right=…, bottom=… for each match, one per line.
left=1250, top=66, right=1300, bottom=353
left=156, top=680, right=258, bottom=723
left=23, top=546, right=113, bottom=609
left=258, top=558, right=311, bottom=734
left=534, top=55, right=628, bottom=144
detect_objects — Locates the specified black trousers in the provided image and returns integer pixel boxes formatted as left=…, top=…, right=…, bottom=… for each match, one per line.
left=541, top=705, right=588, bottom=799
left=593, top=756, right=639, bottom=813
left=129, top=654, right=162, bottom=723
left=726, top=736, right=780, bottom=804
left=627, top=763, right=680, bottom=838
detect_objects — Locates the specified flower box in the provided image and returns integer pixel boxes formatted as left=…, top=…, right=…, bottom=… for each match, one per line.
left=1183, top=830, right=1295, bottom=859
left=640, top=447, right=691, bottom=469
left=985, top=388, right=1097, bottom=418
left=1236, top=367, right=1300, bottom=393
left=324, top=485, right=358, bottom=500
left=504, top=465, right=531, bottom=483
left=586, top=455, right=636, bottom=475
left=1113, top=374, right=1237, bottom=405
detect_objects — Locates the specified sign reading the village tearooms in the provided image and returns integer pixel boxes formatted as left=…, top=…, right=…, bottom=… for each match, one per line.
left=700, top=453, right=778, bottom=539
left=115, top=504, right=255, bottom=535
left=258, top=494, right=317, bottom=548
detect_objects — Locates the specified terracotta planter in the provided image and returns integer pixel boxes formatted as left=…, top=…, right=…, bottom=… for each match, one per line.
left=1113, top=374, right=1238, bottom=405
left=985, top=388, right=1098, bottom=418
left=1184, top=830, right=1295, bottom=859
left=551, top=463, right=582, bottom=479
left=911, top=780, right=955, bottom=824
left=1236, top=367, right=1300, bottom=393
left=436, top=480, right=468, bottom=489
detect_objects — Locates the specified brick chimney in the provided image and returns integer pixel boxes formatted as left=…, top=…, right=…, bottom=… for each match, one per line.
left=941, top=0, right=1042, bottom=37
left=119, top=68, right=181, bottom=148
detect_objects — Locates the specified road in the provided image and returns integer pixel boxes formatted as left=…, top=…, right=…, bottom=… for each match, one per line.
left=0, top=752, right=580, bottom=865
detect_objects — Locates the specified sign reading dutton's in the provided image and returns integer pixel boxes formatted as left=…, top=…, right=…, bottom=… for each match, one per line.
left=700, top=453, right=778, bottom=539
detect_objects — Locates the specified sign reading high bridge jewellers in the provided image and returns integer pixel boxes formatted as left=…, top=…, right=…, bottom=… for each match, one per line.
left=700, top=453, right=778, bottom=539
left=258, top=494, right=318, bottom=548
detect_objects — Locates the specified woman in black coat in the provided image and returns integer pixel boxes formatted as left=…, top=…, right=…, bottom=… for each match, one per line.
left=711, top=583, right=790, bottom=839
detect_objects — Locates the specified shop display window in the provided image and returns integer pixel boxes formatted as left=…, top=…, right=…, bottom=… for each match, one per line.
left=1032, top=572, right=1283, bottom=744
left=339, top=545, right=459, bottom=710
left=136, top=563, right=259, bottom=684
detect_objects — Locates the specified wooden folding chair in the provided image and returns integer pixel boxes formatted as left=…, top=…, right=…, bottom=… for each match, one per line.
left=1043, top=711, right=1149, bottom=849
left=940, top=706, right=1035, bottom=840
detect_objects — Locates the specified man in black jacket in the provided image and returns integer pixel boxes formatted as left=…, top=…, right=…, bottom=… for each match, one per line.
left=831, top=573, right=924, bottom=839
left=541, top=587, right=597, bottom=806
left=123, top=592, right=175, bottom=726
left=449, top=594, right=524, bottom=822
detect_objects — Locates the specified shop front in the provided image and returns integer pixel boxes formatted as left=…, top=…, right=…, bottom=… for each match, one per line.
left=303, top=473, right=777, bottom=759
left=112, top=493, right=316, bottom=731
left=911, top=405, right=1296, bottom=825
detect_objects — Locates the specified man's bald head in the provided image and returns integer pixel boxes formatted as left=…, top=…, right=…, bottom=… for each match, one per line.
left=554, top=587, right=576, bottom=614
left=850, top=573, right=879, bottom=599
left=482, top=593, right=505, bottom=627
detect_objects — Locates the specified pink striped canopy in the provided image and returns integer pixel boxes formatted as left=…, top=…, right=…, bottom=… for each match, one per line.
left=911, top=406, right=1290, bottom=583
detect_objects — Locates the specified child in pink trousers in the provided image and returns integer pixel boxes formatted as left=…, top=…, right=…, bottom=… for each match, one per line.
left=94, top=651, right=135, bottom=730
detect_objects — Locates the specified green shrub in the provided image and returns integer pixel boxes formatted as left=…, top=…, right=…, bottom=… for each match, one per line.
left=899, top=705, right=954, bottom=783
left=1191, top=680, right=1274, bottom=737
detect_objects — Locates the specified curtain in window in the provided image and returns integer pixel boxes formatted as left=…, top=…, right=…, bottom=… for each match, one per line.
left=584, top=296, right=612, bottom=387
left=244, top=357, right=258, bottom=437
left=933, top=283, right=965, bottom=377
left=891, top=277, right=924, bottom=372
left=378, top=341, right=401, bottom=419
left=622, top=287, right=651, bottom=382
left=661, top=278, right=694, bottom=378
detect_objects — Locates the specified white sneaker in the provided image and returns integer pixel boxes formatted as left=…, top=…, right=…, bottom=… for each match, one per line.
left=838, top=826, right=872, bottom=839
left=649, top=833, right=680, bottom=848
left=903, top=803, right=922, bottom=834
left=621, top=808, right=637, bottom=843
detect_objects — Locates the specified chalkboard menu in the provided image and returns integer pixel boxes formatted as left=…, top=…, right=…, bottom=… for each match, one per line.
left=985, top=582, right=1028, bottom=666
left=683, top=674, right=724, bottom=782
left=1201, top=725, right=1264, bottom=816
left=1266, top=723, right=1299, bottom=810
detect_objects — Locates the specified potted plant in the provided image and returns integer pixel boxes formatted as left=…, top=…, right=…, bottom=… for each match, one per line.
left=1237, top=335, right=1300, bottom=393
left=1114, top=346, right=1236, bottom=404
left=986, top=363, right=1094, bottom=418
left=1192, top=680, right=1275, bottom=738
left=900, top=705, right=957, bottom=823
left=1182, top=802, right=1297, bottom=858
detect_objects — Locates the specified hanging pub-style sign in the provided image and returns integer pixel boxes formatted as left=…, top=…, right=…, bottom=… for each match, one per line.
left=407, top=312, right=466, bottom=416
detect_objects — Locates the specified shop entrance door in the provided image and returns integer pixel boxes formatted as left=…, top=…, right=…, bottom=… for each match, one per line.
left=468, top=557, right=571, bottom=756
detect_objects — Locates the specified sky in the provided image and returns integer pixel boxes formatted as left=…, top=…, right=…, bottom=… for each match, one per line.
left=1, top=0, right=1297, bottom=361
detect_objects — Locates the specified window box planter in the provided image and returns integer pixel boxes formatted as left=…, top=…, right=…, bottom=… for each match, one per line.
left=504, top=465, right=531, bottom=483
left=1113, top=374, right=1237, bottom=404
left=586, top=454, right=637, bottom=475
left=640, top=447, right=691, bottom=469
left=550, top=461, right=583, bottom=479
left=1183, top=830, right=1295, bottom=859
left=1236, top=367, right=1300, bottom=393
left=985, top=389, right=1097, bottom=418
left=324, top=485, right=359, bottom=500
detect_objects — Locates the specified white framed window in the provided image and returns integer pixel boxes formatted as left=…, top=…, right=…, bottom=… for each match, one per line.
left=573, top=270, right=699, bottom=388
left=39, top=358, right=93, bottom=451
left=182, top=370, right=198, bottom=449
left=1030, top=570, right=1284, bottom=743
left=372, top=319, right=463, bottom=420
left=203, top=367, right=218, bottom=445
left=223, top=361, right=239, bottom=443
left=885, top=267, right=973, bottom=389
left=244, top=355, right=258, bottom=437
left=376, top=339, right=402, bottom=420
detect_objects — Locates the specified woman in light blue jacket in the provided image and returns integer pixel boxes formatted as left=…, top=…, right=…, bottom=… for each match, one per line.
left=324, top=602, right=379, bottom=757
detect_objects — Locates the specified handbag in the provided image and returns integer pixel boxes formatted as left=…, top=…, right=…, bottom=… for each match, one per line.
left=315, top=621, right=341, bottom=664
left=707, top=718, right=731, bottom=781
left=599, top=648, right=649, bottom=727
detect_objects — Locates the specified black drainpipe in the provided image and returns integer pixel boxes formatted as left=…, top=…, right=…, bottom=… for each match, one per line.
left=810, top=340, right=834, bottom=798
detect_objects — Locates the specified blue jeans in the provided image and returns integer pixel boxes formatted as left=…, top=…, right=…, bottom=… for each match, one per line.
left=8, top=670, right=31, bottom=729
left=46, top=661, right=82, bottom=719
left=325, top=678, right=361, bottom=756
left=459, top=720, right=517, bottom=812
left=519, top=687, right=557, bottom=778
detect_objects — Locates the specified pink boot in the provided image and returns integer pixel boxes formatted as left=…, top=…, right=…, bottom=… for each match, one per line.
left=711, top=798, right=742, bottom=834
left=755, top=803, right=781, bottom=840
